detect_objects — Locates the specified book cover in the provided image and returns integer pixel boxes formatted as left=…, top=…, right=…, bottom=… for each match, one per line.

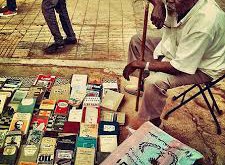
left=54, top=100, right=69, bottom=116
left=3, top=79, right=22, bottom=89
left=49, top=84, right=71, bottom=101
left=71, top=74, right=88, bottom=88
left=53, top=115, right=68, bottom=132
left=8, top=102, right=20, bottom=113
left=39, top=137, right=57, bottom=154
left=79, top=123, right=98, bottom=138
left=63, top=122, right=80, bottom=134
left=82, top=106, right=100, bottom=124
left=102, top=78, right=119, bottom=97
left=37, top=153, right=54, bottom=165
left=75, top=147, right=95, bottom=165
left=17, top=144, right=40, bottom=164
left=54, top=150, right=73, bottom=165
left=68, top=107, right=83, bottom=122
left=86, top=90, right=101, bottom=97
left=33, top=74, right=56, bottom=92
left=69, top=89, right=86, bottom=108
left=0, top=116, right=12, bottom=130
left=99, top=135, right=118, bottom=153
left=0, top=130, right=7, bottom=148
left=98, top=121, right=119, bottom=135
left=38, top=110, right=52, bottom=117
left=100, top=111, right=114, bottom=122
left=83, top=97, right=101, bottom=107
left=17, top=98, right=36, bottom=113
left=9, top=113, right=32, bottom=135
left=0, top=77, right=7, bottom=88
left=30, top=115, right=49, bottom=131
left=56, top=134, right=77, bottom=150
left=100, top=90, right=124, bottom=111
left=26, top=86, right=47, bottom=106
left=96, top=152, right=110, bottom=165
left=10, top=89, right=28, bottom=103
left=39, top=99, right=56, bottom=110
left=27, top=129, right=44, bottom=145
left=88, top=75, right=102, bottom=85
left=0, top=95, right=7, bottom=114
left=115, top=112, right=126, bottom=125
left=76, top=137, right=97, bottom=149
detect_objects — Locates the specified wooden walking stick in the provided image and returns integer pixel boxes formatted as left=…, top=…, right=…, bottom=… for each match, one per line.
left=135, top=0, right=150, bottom=111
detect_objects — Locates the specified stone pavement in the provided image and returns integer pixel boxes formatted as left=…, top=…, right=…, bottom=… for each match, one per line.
left=0, top=0, right=224, bottom=164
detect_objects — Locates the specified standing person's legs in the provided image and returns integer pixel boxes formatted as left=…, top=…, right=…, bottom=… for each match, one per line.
left=7, top=0, right=17, bottom=11
left=42, top=0, right=64, bottom=53
left=55, top=0, right=77, bottom=44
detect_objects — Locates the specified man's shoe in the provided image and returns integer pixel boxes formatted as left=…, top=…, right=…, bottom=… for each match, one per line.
left=124, top=84, right=143, bottom=96
left=0, top=6, right=8, bottom=14
left=64, top=38, right=77, bottom=45
left=0, top=10, right=17, bottom=17
left=44, top=43, right=64, bottom=54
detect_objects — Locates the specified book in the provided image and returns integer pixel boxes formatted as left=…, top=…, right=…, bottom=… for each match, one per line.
left=0, top=130, right=7, bottom=148
left=102, top=78, right=119, bottom=97
left=26, top=86, right=47, bottom=106
left=99, top=135, right=118, bottom=153
left=96, top=152, right=110, bottom=165
left=54, top=100, right=69, bottom=116
left=38, top=110, right=52, bottom=117
left=75, top=147, right=95, bottom=165
left=0, top=95, right=7, bottom=114
left=39, top=137, right=57, bottom=154
left=69, top=89, right=86, bottom=108
left=101, top=122, right=204, bottom=165
left=37, top=153, right=54, bottom=165
left=115, top=112, right=126, bottom=125
left=27, top=129, right=44, bottom=145
left=0, top=131, right=22, bottom=165
left=86, top=84, right=102, bottom=98
left=79, top=123, right=98, bottom=138
left=3, top=78, right=22, bottom=89
left=83, top=96, right=101, bottom=107
left=30, top=115, right=49, bottom=131
left=49, top=84, right=71, bottom=101
left=10, top=89, right=28, bottom=103
left=0, top=116, right=12, bottom=130
left=56, top=134, right=77, bottom=150
left=68, top=107, right=83, bottom=122
left=17, top=144, right=40, bottom=164
left=76, top=137, right=97, bottom=149
left=98, top=121, right=119, bottom=135
left=100, top=90, right=124, bottom=111
left=39, top=99, right=56, bottom=110
left=54, top=150, right=74, bottom=165
left=17, top=98, right=36, bottom=113
left=33, top=74, right=56, bottom=92
left=88, top=74, right=102, bottom=85
left=63, top=122, right=80, bottom=134
left=82, top=106, right=100, bottom=124
left=71, top=74, right=88, bottom=88
left=46, top=115, right=67, bottom=132
left=0, top=77, right=7, bottom=88
left=100, top=111, right=114, bottom=122
left=9, top=113, right=32, bottom=135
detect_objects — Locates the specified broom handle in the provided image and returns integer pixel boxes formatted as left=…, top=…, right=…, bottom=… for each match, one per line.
left=135, top=1, right=150, bottom=111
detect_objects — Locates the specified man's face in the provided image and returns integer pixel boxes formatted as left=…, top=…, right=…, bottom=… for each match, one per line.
left=15, top=121, right=23, bottom=130
left=167, top=0, right=196, bottom=16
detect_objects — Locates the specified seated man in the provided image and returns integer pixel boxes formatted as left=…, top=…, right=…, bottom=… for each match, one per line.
left=123, top=0, right=225, bottom=130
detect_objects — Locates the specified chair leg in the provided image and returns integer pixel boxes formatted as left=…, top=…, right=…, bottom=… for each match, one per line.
left=198, top=86, right=221, bottom=135
left=206, top=85, right=223, bottom=115
left=172, top=84, right=198, bottom=101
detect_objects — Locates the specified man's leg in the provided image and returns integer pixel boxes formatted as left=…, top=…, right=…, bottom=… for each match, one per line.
left=55, top=0, right=77, bottom=44
left=6, top=0, right=17, bottom=11
left=132, top=70, right=212, bottom=129
left=42, top=0, right=64, bottom=53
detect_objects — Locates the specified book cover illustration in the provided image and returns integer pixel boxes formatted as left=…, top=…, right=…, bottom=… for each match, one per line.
left=88, top=74, right=102, bottom=85
left=30, top=115, right=49, bottom=131
left=53, top=115, right=68, bottom=132
left=9, top=113, right=32, bottom=135
left=100, top=90, right=124, bottom=111
left=39, top=137, right=57, bottom=154
left=102, top=78, right=119, bottom=97
left=79, top=123, right=98, bottom=138
left=33, top=74, right=56, bottom=92
left=17, top=98, right=36, bottom=113
left=54, top=150, right=73, bottom=165
left=27, top=129, right=44, bottom=145
left=39, top=99, right=56, bottom=110
left=71, top=74, right=88, bottom=88
left=56, top=134, right=77, bottom=150
left=69, top=88, right=86, bottom=108
left=101, top=122, right=204, bottom=165
left=75, top=147, right=95, bottom=165
left=26, top=86, right=47, bottom=106
left=49, top=83, right=71, bottom=101
left=82, top=106, right=101, bottom=124
left=54, top=100, right=69, bottom=116
left=68, top=107, right=83, bottom=122
left=98, top=121, right=119, bottom=135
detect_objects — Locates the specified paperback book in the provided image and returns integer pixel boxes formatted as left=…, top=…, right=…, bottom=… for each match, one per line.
left=98, top=121, right=119, bottom=135
left=99, top=135, right=118, bottom=153
left=33, top=74, right=56, bottom=92
left=75, top=147, right=95, bottom=165
left=26, top=86, right=47, bottom=106
left=39, top=99, right=56, bottom=110
left=68, top=107, right=83, bottom=122
left=0, top=95, right=7, bottom=114
left=30, top=115, right=49, bottom=131
left=17, top=98, right=36, bottom=113
left=82, top=106, right=100, bottom=124
left=49, top=83, right=71, bottom=101
left=79, top=123, right=98, bottom=138
left=76, top=137, right=97, bottom=149
left=54, top=100, right=69, bottom=116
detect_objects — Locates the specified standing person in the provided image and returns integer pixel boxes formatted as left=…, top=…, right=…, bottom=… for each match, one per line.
left=123, top=0, right=225, bottom=130
left=42, top=0, right=77, bottom=54
left=0, top=0, right=17, bottom=17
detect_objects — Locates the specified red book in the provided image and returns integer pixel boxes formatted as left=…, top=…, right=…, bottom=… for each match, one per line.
left=82, top=106, right=101, bottom=124
left=33, top=74, right=56, bottom=92
left=63, top=122, right=80, bottom=134
left=31, top=115, right=49, bottom=131
left=54, top=100, right=69, bottom=116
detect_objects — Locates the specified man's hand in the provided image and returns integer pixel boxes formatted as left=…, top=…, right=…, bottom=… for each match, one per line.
left=123, top=60, right=146, bottom=81
left=151, top=2, right=166, bottom=29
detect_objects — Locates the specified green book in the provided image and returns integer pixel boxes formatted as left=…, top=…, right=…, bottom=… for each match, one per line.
left=17, top=144, right=40, bottom=164
left=76, top=137, right=97, bottom=149
left=17, top=98, right=36, bottom=113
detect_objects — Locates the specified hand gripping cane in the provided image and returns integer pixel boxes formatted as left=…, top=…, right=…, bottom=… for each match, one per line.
left=135, top=1, right=150, bottom=111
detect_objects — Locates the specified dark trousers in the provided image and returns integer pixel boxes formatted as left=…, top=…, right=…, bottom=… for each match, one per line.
left=42, top=0, right=75, bottom=44
left=7, top=0, right=17, bottom=11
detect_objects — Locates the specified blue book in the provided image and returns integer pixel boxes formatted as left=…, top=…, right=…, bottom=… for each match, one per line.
left=76, top=137, right=97, bottom=149
left=98, top=121, right=119, bottom=135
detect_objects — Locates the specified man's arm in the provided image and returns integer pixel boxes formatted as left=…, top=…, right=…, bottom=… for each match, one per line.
left=123, top=60, right=182, bottom=81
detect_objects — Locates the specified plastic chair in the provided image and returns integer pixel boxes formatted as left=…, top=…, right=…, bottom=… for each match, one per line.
left=164, top=74, right=225, bottom=135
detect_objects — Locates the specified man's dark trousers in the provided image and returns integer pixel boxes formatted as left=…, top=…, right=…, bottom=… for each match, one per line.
left=42, top=0, right=75, bottom=45
left=7, top=0, right=17, bottom=11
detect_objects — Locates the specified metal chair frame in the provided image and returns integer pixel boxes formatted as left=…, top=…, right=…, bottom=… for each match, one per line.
left=164, top=74, right=225, bottom=134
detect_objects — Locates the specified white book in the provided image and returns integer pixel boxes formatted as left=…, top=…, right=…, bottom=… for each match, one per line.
left=99, top=135, right=118, bottom=153
left=71, top=74, right=88, bottom=88
left=83, top=107, right=100, bottom=124
left=0, top=95, right=7, bottom=114
left=83, top=97, right=101, bottom=107
left=68, top=107, right=83, bottom=122
left=79, top=123, right=98, bottom=138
